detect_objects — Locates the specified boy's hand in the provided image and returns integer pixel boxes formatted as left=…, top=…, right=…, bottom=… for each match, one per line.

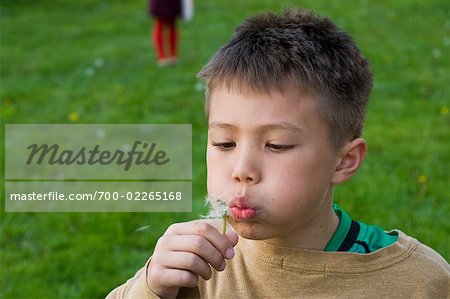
left=146, top=221, right=239, bottom=298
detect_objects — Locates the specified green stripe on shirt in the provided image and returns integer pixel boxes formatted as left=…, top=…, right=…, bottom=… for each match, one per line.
left=324, top=204, right=398, bottom=253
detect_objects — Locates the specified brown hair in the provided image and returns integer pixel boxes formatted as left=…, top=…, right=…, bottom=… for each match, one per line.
left=197, top=9, right=373, bottom=149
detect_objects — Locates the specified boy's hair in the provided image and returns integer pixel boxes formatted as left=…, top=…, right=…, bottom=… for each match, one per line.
left=197, top=9, right=373, bottom=149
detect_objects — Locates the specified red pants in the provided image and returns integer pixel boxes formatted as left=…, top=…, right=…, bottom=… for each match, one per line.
left=152, top=18, right=178, bottom=60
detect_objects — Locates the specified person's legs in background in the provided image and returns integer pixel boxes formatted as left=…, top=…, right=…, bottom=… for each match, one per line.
left=168, top=18, right=178, bottom=64
left=152, top=17, right=178, bottom=66
left=153, top=18, right=165, bottom=65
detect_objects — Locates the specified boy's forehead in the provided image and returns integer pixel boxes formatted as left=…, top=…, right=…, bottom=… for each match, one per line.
left=206, top=81, right=332, bottom=137
left=208, top=83, right=325, bottom=123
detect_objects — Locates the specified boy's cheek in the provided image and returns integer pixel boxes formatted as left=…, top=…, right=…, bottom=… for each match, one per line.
left=206, top=167, right=226, bottom=193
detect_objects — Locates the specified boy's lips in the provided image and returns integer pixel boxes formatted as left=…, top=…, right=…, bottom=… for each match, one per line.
left=230, top=196, right=257, bottom=221
left=230, top=207, right=257, bottom=220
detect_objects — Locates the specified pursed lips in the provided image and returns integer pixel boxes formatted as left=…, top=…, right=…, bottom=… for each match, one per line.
left=229, top=195, right=257, bottom=220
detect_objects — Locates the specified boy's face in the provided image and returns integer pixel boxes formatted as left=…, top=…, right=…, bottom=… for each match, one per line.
left=206, top=84, right=342, bottom=246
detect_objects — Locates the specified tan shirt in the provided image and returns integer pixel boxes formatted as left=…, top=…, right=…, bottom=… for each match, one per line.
left=107, top=230, right=450, bottom=298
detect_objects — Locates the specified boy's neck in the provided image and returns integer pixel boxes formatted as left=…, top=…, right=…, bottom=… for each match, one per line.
left=264, top=203, right=340, bottom=250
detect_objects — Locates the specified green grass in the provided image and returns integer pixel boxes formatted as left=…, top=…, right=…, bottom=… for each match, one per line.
left=1, top=0, right=449, bottom=298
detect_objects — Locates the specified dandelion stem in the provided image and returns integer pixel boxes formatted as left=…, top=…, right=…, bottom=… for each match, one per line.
left=222, top=214, right=227, bottom=235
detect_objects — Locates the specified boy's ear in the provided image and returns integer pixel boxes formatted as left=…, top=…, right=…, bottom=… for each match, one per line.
left=331, top=138, right=367, bottom=184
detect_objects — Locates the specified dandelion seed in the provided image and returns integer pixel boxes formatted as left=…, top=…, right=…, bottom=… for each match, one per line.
left=95, top=128, right=105, bottom=138
left=94, top=58, right=105, bottom=68
left=135, top=225, right=151, bottom=232
left=85, top=67, right=95, bottom=76
left=202, top=196, right=229, bottom=235
left=194, top=82, right=205, bottom=92
left=431, top=48, right=442, bottom=58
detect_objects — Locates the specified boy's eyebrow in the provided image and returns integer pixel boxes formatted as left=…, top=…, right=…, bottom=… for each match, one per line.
left=259, top=122, right=304, bottom=134
left=208, top=122, right=236, bottom=130
left=208, top=122, right=303, bottom=133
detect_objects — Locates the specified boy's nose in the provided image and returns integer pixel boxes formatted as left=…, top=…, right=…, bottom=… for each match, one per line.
left=231, top=150, right=261, bottom=184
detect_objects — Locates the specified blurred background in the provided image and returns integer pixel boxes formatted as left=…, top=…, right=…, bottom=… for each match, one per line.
left=1, top=0, right=449, bottom=298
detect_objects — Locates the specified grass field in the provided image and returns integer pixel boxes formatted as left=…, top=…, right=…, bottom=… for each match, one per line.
left=1, top=0, right=449, bottom=298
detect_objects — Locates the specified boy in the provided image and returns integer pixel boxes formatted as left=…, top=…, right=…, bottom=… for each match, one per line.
left=108, top=9, right=449, bottom=298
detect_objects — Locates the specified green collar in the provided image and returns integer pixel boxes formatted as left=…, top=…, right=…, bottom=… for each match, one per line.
left=324, top=204, right=352, bottom=251
left=324, top=204, right=398, bottom=253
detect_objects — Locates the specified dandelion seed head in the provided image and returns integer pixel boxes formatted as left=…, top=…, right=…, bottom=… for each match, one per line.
left=202, top=195, right=229, bottom=219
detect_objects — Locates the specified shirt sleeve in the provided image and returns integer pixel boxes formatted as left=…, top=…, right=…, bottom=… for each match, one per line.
left=105, top=258, right=161, bottom=299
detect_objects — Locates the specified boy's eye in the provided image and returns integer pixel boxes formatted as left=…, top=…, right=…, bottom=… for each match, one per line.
left=266, top=143, right=295, bottom=152
left=212, top=142, right=236, bottom=151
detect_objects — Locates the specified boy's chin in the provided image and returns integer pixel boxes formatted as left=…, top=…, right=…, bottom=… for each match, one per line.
left=229, top=221, right=268, bottom=240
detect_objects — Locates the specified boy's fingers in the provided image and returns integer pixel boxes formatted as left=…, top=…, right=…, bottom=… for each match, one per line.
left=225, top=231, right=239, bottom=248
left=159, top=268, right=199, bottom=288
left=166, top=222, right=235, bottom=259
left=161, top=235, right=227, bottom=271
left=164, top=251, right=214, bottom=280
left=147, top=266, right=198, bottom=298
